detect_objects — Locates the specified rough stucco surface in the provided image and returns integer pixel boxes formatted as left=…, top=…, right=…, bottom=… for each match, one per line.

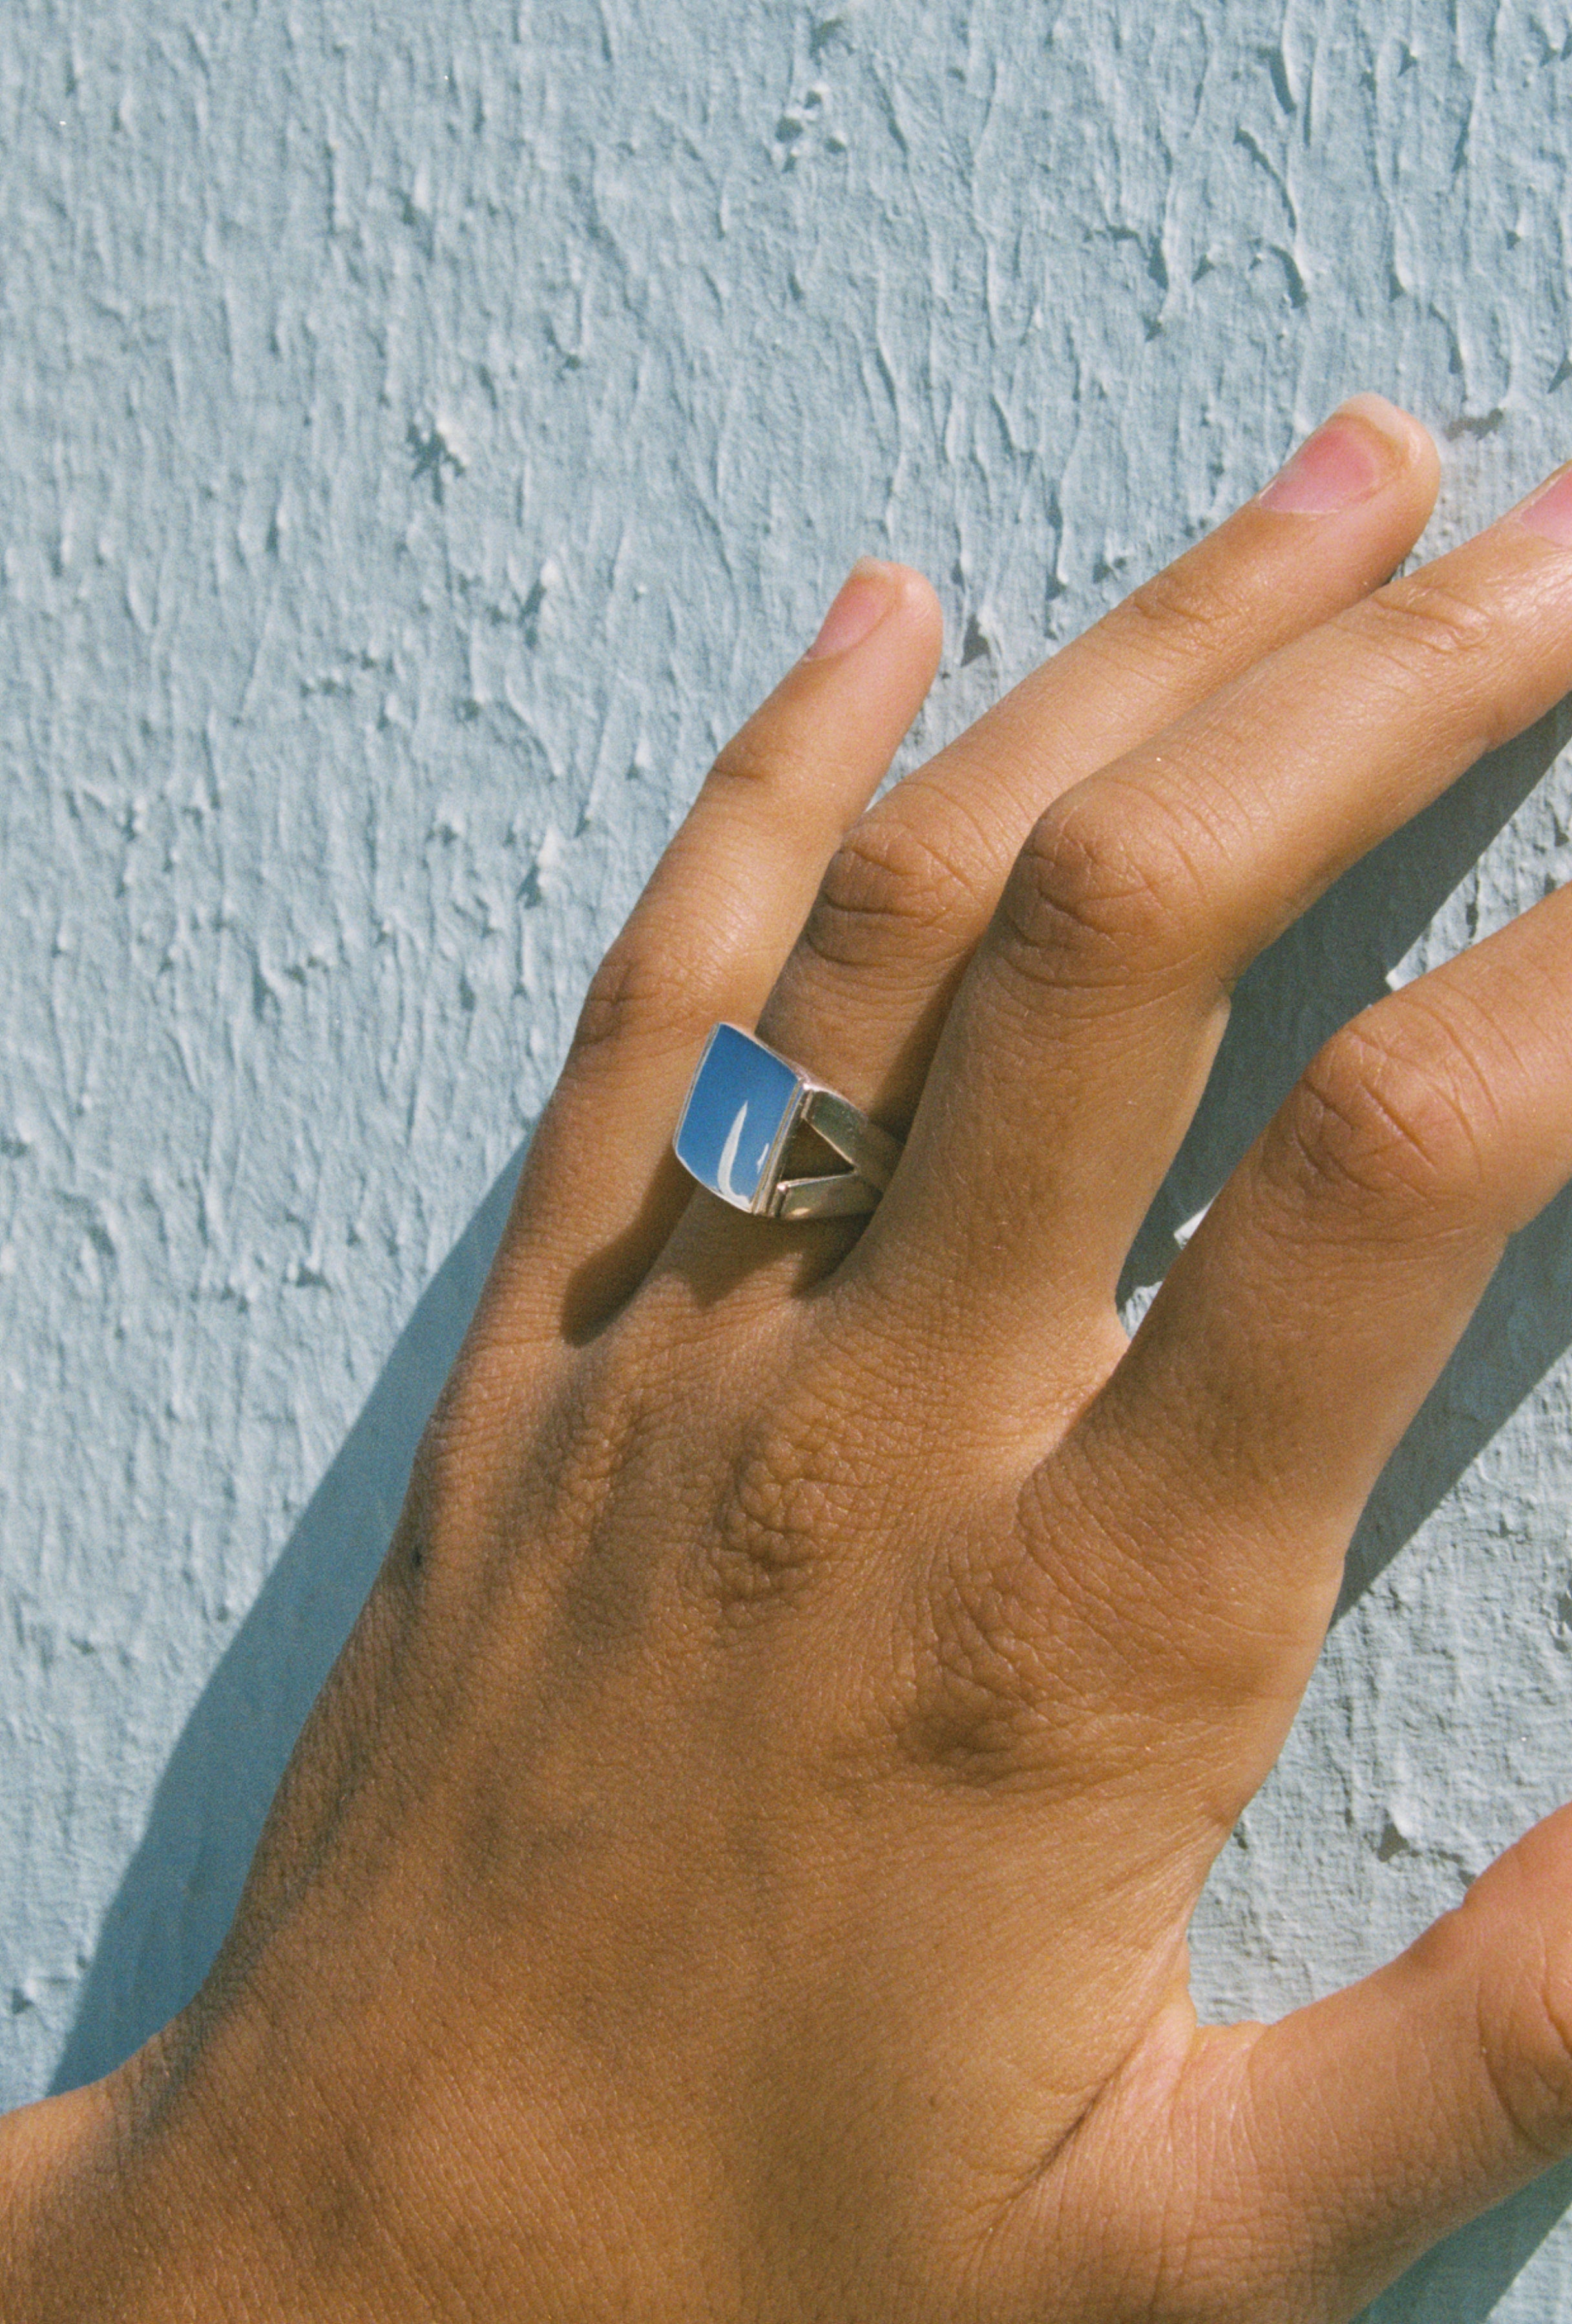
left=5, top=0, right=1572, bottom=2308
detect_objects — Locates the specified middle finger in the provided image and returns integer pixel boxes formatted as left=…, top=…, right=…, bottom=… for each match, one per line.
left=861, top=459, right=1572, bottom=1385
left=753, top=398, right=1435, bottom=1130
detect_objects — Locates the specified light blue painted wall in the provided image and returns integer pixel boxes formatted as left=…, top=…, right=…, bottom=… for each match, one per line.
left=5, top=0, right=1572, bottom=2309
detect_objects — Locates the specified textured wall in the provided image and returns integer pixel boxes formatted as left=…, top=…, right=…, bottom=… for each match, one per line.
left=5, top=0, right=1572, bottom=2310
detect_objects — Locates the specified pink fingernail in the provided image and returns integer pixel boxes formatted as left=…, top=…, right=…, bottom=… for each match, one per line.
left=1257, top=411, right=1390, bottom=515
left=1517, top=466, right=1572, bottom=546
left=805, top=559, right=897, bottom=659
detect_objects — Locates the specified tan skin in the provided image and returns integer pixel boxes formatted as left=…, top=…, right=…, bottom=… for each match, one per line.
left=8, top=394, right=1572, bottom=2319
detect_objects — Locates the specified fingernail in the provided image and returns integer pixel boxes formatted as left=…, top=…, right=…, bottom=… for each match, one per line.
left=1516, top=466, right=1572, bottom=547
left=1257, top=397, right=1410, bottom=515
left=804, top=559, right=898, bottom=659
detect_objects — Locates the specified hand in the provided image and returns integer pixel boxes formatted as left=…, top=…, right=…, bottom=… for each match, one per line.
left=10, top=395, right=1572, bottom=2323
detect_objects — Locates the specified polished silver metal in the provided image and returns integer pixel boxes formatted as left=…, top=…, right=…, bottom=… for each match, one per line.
left=673, top=1022, right=903, bottom=1219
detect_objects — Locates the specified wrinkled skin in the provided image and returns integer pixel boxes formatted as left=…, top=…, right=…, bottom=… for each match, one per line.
left=11, top=397, right=1572, bottom=2320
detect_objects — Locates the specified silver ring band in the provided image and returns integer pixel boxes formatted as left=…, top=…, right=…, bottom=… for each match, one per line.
left=673, top=1023, right=902, bottom=1219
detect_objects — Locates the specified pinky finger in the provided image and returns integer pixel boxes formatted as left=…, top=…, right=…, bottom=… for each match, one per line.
left=484, top=559, right=942, bottom=1345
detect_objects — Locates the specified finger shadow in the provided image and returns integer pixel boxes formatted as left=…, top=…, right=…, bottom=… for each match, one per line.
left=48, top=1148, right=527, bottom=2095
left=1119, top=698, right=1572, bottom=1621
left=46, top=712, right=1572, bottom=2306
left=1353, top=2157, right=1572, bottom=2323
left=1122, top=702, right=1572, bottom=2315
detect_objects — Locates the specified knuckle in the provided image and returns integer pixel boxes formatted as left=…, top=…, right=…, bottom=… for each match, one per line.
left=704, top=1393, right=853, bottom=1611
left=801, top=809, right=983, bottom=974
left=572, top=935, right=661, bottom=1056
left=1276, top=1010, right=1496, bottom=1215
left=570, top=922, right=717, bottom=1063
left=898, top=1546, right=1049, bottom=1785
left=1427, top=1878, right=1572, bottom=2166
left=1486, top=1964, right=1572, bottom=2164
left=708, top=721, right=813, bottom=802
left=996, top=784, right=1207, bottom=992
left=1111, top=551, right=1243, bottom=665
left=569, top=714, right=831, bottom=1067
left=1350, top=570, right=1497, bottom=686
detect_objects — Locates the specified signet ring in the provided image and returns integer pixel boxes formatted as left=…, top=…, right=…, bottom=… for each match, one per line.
left=672, top=1023, right=903, bottom=1220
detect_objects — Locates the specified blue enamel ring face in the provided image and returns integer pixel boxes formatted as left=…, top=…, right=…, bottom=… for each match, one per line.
left=673, top=1024, right=804, bottom=1212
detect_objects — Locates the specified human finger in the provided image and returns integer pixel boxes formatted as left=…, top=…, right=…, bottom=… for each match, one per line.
left=866, top=457, right=1572, bottom=1378
left=1052, top=878, right=1572, bottom=1753
left=1174, top=1801, right=1572, bottom=2319
left=755, top=397, right=1437, bottom=1127
left=485, top=559, right=941, bottom=1344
